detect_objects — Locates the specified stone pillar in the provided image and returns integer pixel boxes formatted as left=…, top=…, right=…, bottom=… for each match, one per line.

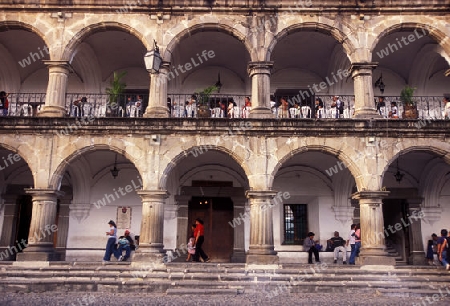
left=351, top=62, right=381, bottom=119
left=144, top=62, right=170, bottom=118
left=0, top=195, right=18, bottom=260
left=246, top=190, right=278, bottom=264
left=38, top=61, right=71, bottom=117
left=248, top=61, right=274, bottom=119
left=408, top=199, right=426, bottom=265
left=230, top=197, right=247, bottom=263
left=16, top=189, right=64, bottom=261
left=175, top=195, right=190, bottom=249
left=352, top=191, right=395, bottom=265
left=134, top=190, right=169, bottom=262
left=56, top=197, right=71, bottom=261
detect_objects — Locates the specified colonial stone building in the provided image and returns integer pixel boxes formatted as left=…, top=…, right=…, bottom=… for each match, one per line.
left=0, top=0, right=449, bottom=265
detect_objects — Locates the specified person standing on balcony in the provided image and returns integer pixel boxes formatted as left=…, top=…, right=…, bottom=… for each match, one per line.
left=331, top=96, right=344, bottom=118
left=315, top=97, right=324, bottom=118
left=388, top=102, right=399, bottom=119
left=442, top=95, right=450, bottom=119
left=242, top=96, right=251, bottom=118
left=376, top=96, right=386, bottom=117
left=278, top=97, right=290, bottom=118
left=0, top=91, right=9, bottom=116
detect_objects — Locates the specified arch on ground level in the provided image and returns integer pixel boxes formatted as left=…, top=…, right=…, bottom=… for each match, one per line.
left=61, top=22, right=150, bottom=62
left=0, top=142, right=35, bottom=183
left=159, top=145, right=251, bottom=190
left=381, top=145, right=450, bottom=190
left=163, top=23, right=254, bottom=62
left=270, top=145, right=363, bottom=191
left=49, top=144, right=143, bottom=190
left=266, top=22, right=357, bottom=62
left=370, top=23, right=450, bottom=65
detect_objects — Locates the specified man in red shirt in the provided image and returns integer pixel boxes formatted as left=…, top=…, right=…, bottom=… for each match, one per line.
left=193, top=218, right=210, bottom=262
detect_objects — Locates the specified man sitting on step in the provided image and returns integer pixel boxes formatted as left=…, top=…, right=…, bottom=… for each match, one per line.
left=328, top=231, right=347, bottom=264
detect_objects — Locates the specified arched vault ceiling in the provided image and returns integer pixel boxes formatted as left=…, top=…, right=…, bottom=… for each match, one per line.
left=171, top=31, right=250, bottom=82
left=271, top=31, right=342, bottom=78
left=83, top=31, right=147, bottom=81
left=373, top=31, right=445, bottom=82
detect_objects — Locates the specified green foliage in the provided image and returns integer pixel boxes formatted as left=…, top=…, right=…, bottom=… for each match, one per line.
left=196, top=85, right=219, bottom=106
left=106, top=71, right=127, bottom=107
left=400, top=85, right=416, bottom=106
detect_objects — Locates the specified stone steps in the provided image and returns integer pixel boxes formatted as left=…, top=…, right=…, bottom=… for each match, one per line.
left=0, top=261, right=449, bottom=297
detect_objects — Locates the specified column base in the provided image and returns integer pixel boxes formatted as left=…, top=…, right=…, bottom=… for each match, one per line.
left=353, top=108, right=383, bottom=119
left=133, top=243, right=166, bottom=263
left=249, top=107, right=275, bottom=119
left=231, top=250, right=246, bottom=263
left=246, top=254, right=279, bottom=264
left=144, top=107, right=169, bottom=118
left=132, top=251, right=166, bottom=264
left=409, top=251, right=427, bottom=265
left=37, top=106, right=67, bottom=118
left=16, top=245, right=60, bottom=261
left=360, top=247, right=396, bottom=265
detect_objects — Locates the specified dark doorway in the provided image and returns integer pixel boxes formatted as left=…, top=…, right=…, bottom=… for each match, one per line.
left=188, top=197, right=234, bottom=262
left=382, top=199, right=410, bottom=264
left=14, top=195, right=33, bottom=257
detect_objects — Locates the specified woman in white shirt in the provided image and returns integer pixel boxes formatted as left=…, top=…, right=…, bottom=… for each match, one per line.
left=103, top=220, right=117, bottom=262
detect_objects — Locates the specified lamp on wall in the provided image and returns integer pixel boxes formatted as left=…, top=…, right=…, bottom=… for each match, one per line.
left=394, top=157, right=404, bottom=183
left=110, top=154, right=120, bottom=179
left=144, top=40, right=162, bottom=74
left=374, top=74, right=386, bottom=94
left=215, top=73, right=222, bottom=93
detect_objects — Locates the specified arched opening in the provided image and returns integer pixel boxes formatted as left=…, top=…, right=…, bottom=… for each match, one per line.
left=272, top=149, right=356, bottom=263
left=53, top=148, right=142, bottom=261
left=382, top=149, right=450, bottom=265
left=269, top=26, right=353, bottom=118
left=163, top=148, right=249, bottom=263
left=0, top=146, right=34, bottom=260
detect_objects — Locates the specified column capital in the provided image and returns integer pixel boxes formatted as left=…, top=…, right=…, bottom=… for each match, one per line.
left=247, top=61, right=274, bottom=77
left=43, top=60, right=72, bottom=71
left=350, top=62, right=378, bottom=73
left=351, top=190, right=390, bottom=201
left=137, top=189, right=169, bottom=200
left=245, top=190, right=277, bottom=199
left=25, top=188, right=65, bottom=200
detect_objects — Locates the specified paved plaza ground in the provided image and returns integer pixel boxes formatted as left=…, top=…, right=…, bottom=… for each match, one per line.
left=1, top=292, right=450, bottom=306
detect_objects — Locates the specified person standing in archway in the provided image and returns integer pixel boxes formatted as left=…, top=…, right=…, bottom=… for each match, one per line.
left=193, top=218, right=210, bottom=262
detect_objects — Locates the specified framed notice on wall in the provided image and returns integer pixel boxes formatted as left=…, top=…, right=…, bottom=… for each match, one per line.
left=117, top=206, right=132, bottom=229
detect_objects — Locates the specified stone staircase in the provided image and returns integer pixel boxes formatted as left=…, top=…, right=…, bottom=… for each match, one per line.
left=0, top=261, right=449, bottom=297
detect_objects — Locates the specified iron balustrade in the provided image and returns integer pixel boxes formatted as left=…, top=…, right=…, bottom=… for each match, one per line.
left=0, top=93, right=447, bottom=120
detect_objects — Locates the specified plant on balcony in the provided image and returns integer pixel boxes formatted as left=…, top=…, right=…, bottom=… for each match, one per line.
left=400, top=85, right=418, bottom=119
left=106, top=71, right=127, bottom=115
left=196, top=85, right=219, bottom=118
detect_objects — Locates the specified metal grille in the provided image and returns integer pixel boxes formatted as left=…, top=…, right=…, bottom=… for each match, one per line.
left=284, top=204, right=308, bottom=245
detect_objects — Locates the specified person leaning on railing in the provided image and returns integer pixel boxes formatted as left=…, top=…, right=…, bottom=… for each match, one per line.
left=442, top=94, right=450, bottom=119
left=0, top=91, right=10, bottom=116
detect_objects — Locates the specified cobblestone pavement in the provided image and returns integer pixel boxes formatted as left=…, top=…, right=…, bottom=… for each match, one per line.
left=1, top=292, right=450, bottom=306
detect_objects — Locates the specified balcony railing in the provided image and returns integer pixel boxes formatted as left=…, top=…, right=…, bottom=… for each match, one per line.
left=0, top=93, right=446, bottom=120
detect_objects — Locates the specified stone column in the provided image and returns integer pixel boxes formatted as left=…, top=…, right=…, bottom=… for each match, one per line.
left=144, top=62, right=170, bottom=118
left=134, top=190, right=169, bottom=262
left=175, top=195, right=190, bottom=249
left=56, top=196, right=71, bottom=261
left=351, top=62, right=381, bottom=119
left=246, top=190, right=278, bottom=264
left=16, top=189, right=64, bottom=261
left=230, top=197, right=247, bottom=263
left=408, top=198, right=426, bottom=265
left=248, top=61, right=274, bottom=119
left=352, top=191, right=395, bottom=265
left=38, top=61, right=71, bottom=117
left=0, top=195, right=18, bottom=260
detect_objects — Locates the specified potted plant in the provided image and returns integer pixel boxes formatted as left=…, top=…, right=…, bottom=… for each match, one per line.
left=196, top=85, right=218, bottom=118
left=400, top=85, right=418, bottom=119
left=106, top=71, right=127, bottom=116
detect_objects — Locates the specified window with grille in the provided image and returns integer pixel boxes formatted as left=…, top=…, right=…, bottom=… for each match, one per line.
left=284, top=204, right=308, bottom=245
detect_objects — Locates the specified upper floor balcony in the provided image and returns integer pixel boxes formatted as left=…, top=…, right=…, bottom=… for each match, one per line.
left=1, top=92, right=448, bottom=121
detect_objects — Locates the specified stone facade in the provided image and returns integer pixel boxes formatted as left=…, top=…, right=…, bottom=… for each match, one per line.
left=0, top=1, right=449, bottom=265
